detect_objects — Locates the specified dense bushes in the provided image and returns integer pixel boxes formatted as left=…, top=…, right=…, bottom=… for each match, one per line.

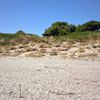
left=76, top=20, right=100, bottom=32
left=43, top=22, right=76, bottom=36
left=43, top=20, right=100, bottom=36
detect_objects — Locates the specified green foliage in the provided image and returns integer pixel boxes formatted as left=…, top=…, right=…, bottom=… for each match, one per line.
left=43, top=20, right=100, bottom=37
left=69, top=24, right=76, bottom=32
left=76, top=20, right=100, bottom=32
left=0, top=20, right=100, bottom=45
left=0, top=31, right=40, bottom=45
left=43, top=21, right=75, bottom=36
left=53, top=31, right=100, bottom=42
left=0, top=33, right=18, bottom=40
left=15, top=30, right=26, bottom=36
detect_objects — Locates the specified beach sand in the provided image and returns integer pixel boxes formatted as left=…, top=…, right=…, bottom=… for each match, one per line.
left=0, top=56, right=100, bottom=100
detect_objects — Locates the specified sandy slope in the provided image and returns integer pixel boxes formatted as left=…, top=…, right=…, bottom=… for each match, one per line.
left=0, top=56, right=100, bottom=100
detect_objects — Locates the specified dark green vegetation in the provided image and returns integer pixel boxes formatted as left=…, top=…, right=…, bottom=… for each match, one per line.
left=76, top=20, right=100, bottom=32
left=43, top=22, right=76, bottom=36
left=43, top=20, right=100, bottom=36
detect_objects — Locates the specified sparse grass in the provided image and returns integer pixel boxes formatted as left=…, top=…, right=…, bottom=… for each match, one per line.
left=0, top=31, right=100, bottom=46
left=79, top=47, right=85, bottom=52
left=0, top=33, right=18, bottom=40
left=26, top=48, right=34, bottom=52
left=0, top=49, right=3, bottom=53
left=40, top=48, right=47, bottom=53
left=78, top=53, right=97, bottom=58
left=39, top=43, right=51, bottom=48
left=50, top=50, right=58, bottom=56
left=0, top=33, right=41, bottom=45
left=26, top=52, right=44, bottom=57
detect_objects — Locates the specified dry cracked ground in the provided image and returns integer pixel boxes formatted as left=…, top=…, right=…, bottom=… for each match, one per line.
left=0, top=56, right=100, bottom=100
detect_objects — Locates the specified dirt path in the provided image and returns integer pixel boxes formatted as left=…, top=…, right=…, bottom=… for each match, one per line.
left=0, top=56, right=100, bottom=100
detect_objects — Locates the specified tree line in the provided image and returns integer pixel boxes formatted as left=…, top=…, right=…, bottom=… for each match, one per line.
left=42, top=20, right=100, bottom=36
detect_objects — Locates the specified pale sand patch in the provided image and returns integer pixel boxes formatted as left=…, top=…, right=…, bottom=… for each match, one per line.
left=0, top=56, right=100, bottom=100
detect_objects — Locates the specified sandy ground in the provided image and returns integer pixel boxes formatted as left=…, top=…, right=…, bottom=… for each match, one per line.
left=0, top=56, right=100, bottom=100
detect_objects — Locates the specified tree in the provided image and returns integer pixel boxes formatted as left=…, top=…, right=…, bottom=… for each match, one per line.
left=15, top=30, right=26, bottom=36
left=69, top=24, right=76, bottom=32
left=77, top=20, right=100, bottom=32
left=43, top=21, right=75, bottom=36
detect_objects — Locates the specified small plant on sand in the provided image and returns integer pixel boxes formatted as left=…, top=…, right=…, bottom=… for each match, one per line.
left=79, top=47, right=85, bottom=52
left=50, top=50, right=58, bottom=56
left=40, top=48, right=47, bottom=53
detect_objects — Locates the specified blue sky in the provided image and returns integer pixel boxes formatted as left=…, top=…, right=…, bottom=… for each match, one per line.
left=0, top=0, right=100, bottom=35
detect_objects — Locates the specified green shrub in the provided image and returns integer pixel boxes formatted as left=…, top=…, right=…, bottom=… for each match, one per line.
left=43, top=21, right=76, bottom=36
left=76, top=20, right=100, bottom=32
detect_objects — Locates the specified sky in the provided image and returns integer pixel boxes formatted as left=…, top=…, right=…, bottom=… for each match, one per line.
left=0, top=0, right=100, bottom=36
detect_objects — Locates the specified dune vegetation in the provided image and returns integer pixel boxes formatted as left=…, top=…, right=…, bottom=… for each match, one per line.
left=0, top=30, right=41, bottom=45
left=0, top=20, right=100, bottom=46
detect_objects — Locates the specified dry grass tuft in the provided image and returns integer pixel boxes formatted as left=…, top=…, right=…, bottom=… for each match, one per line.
left=39, top=48, right=47, bottom=53
left=50, top=50, right=58, bottom=56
